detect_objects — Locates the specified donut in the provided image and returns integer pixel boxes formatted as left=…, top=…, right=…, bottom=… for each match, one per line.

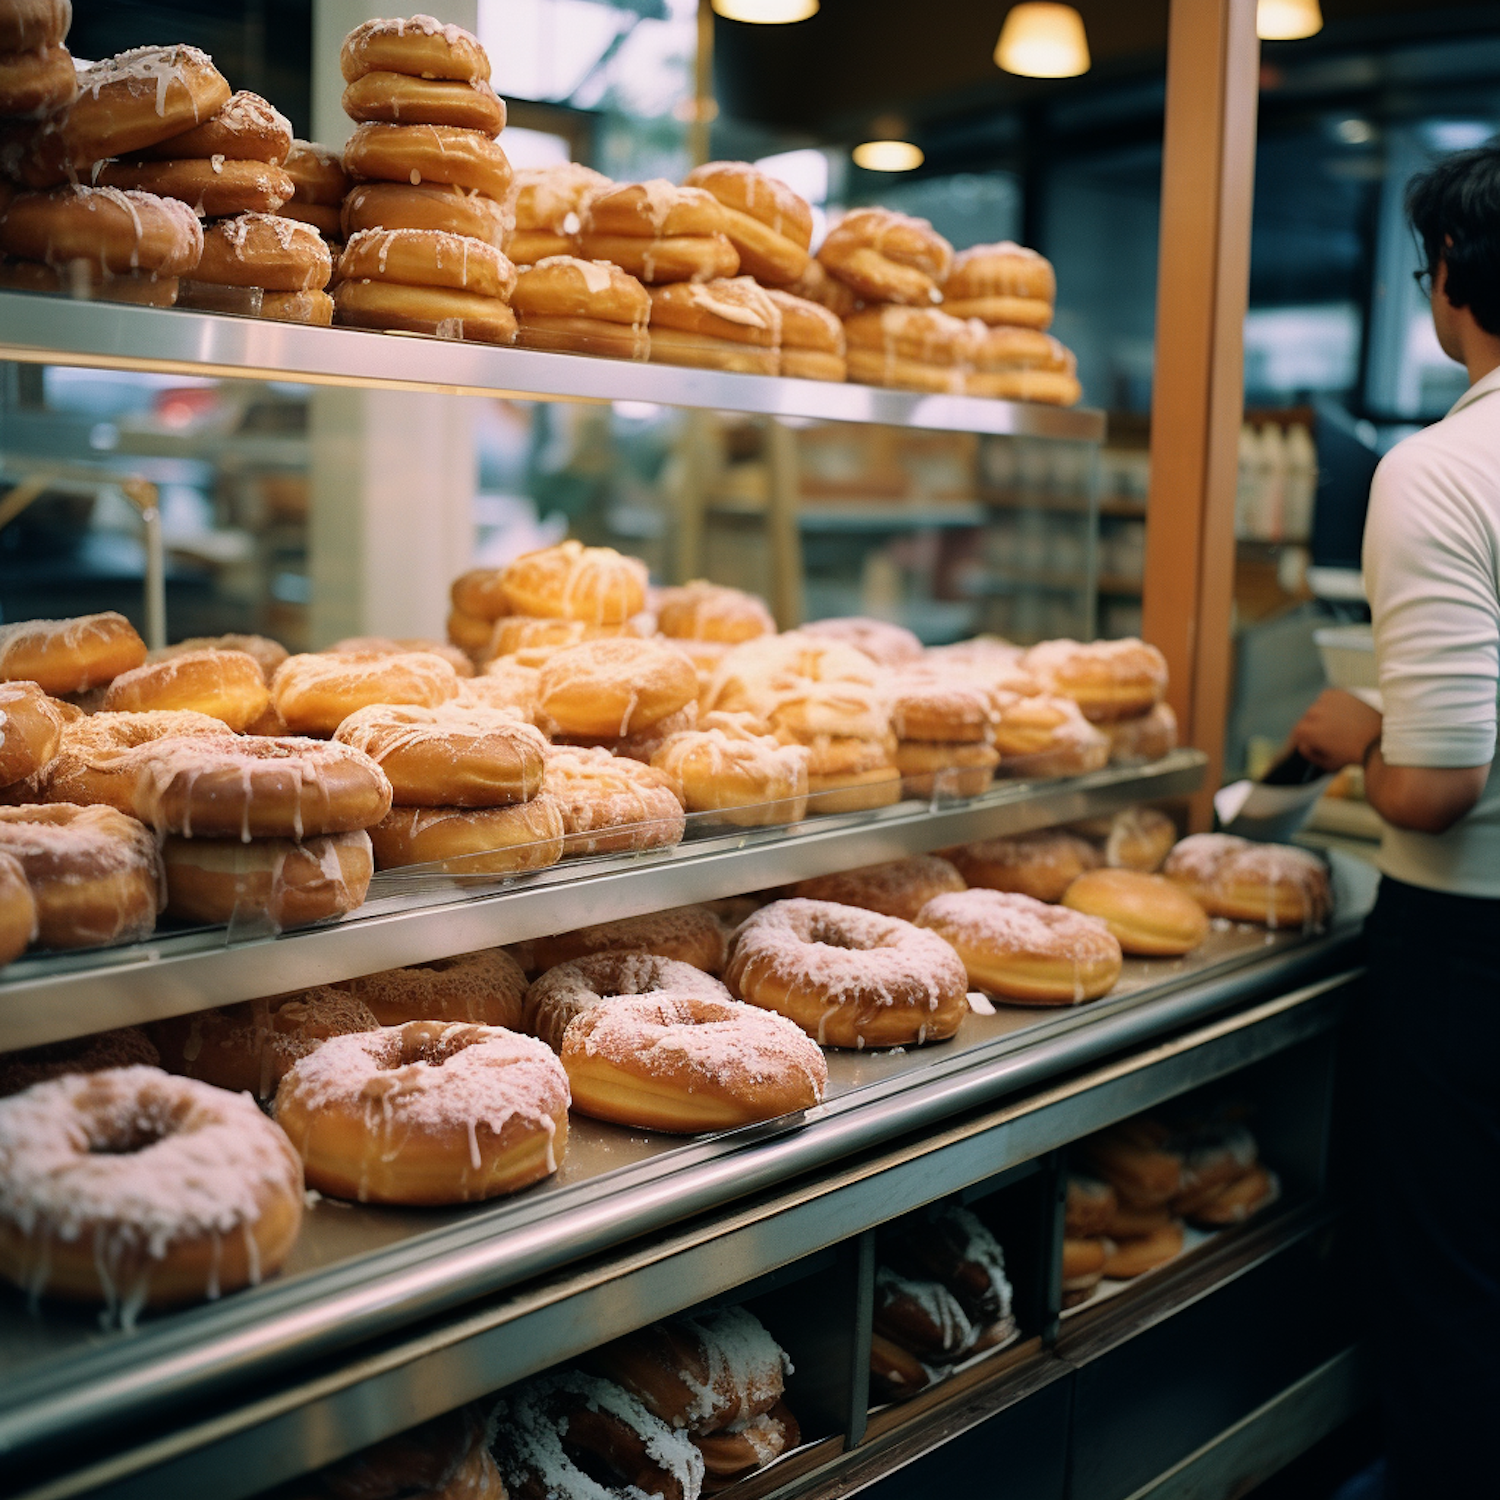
left=870, top=1330, right=936, bottom=1400
left=152, top=633, right=289, bottom=683
left=450, top=567, right=510, bottom=623
left=271, top=649, right=459, bottom=736
left=258, top=288, right=332, bottom=326
left=151, top=988, right=379, bottom=1099
left=805, top=763, right=903, bottom=813
left=0, top=43, right=76, bottom=120
left=0, top=1066, right=303, bottom=1319
left=886, top=670, right=996, bottom=744
left=535, top=637, right=697, bottom=738
left=0, top=851, right=37, bottom=966
left=21, top=46, right=230, bottom=180
left=651, top=717, right=809, bottom=826
left=965, top=364, right=1082, bottom=406
left=656, top=581, right=774, bottom=644
left=501, top=540, right=648, bottom=624
left=893, top=740, right=999, bottom=799
left=1021, top=638, right=1169, bottom=723
left=337, top=272, right=519, bottom=341
left=708, top=632, right=888, bottom=742
left=874, top=1265, right=978, bottom=1360
left=562, top=991, right=828, bottom=1132
left=727, top=897, right=969, bottom=1048
left=817, top=207, right=953, bottom=305
left=276, top=201, right=341, bottom=241
left=946, top=829, right=1101, bottom=904
left=682, top=162, right=811, bottom=282
left=589, top=1305, right=790, bottom=1433
left=493, top=1369, right=705, bottom=1500
left=923, top=636, right=1027, bottom=677
left=0, top=610, right=145, bottom=696
left=1082, top=1120, right=1185, bottom=1206
left=512, top=254, right=650, bottom=359
left=0, top=0, right=70, bottom=53
left=1064, top=1173, right=1118, bottom=1237
left=334, top=703, right=546, bottom=808
left=0, top=1027, right=159, bottom=1099
left=1172, top=1120, right=1261, bottom=1208
left=275, top=1021, right=569, bottom=1204
left=0, top=804, right=159, bottom=950
left=302, top=1406, right=502, bottom=1500
left=1187, top=1163, right=1280, bottom=1227
left=341, top=180, right=509, bottom=249
left=341, top=14, right=491, bottom=84
left=1162, top=834, right=1331, bottom=929
left=342, top=71, right=505, bottom=134
left=576, top=229, right=738, bottom=286
left=513, top=905, right=728, bottom=979
left=341, top=636, right=477, bottom=679
left=1062, top=1236, right=1108, bottom=1307
left=843, top=306, right=975, bottom=393
left=100, top=648, right=270, bottom=731
left=482, top=614, right=636, bottom=662
left=0, top=186, right=202, bottom=276
left=967, top=326, right=1076, bottom=375
left=941, top=242, right=1055, bottom=329
left=160, top=830, right=374, bottom=929
left=25, top=708, right=225, bottom=805
left=339, top=947, right=528, bottom=1029
left=580, top=179, right=730, bottom=242
left=992, top=692, right=1110, bottom=778
left=800, top=616, right=923, bottom=668
left=882, top=1201, right=1015, bottom=1325
left=1106, top=701, right=1179, bottom=764
left=1101, top=1200, right=1175, bottom=1240
left=1097, top=805, right=1178, bottom=872
left=136, top=89, right=293, bottom=165
left=91, top=159, right=295, bottom=218
left=1101, top=1220, right=1185, bottom=1279
left=0, top=257, right=180, bottom=306
left=786, top=256, right=861, bottom=319
left=335, top=226, right=517, bottom=299
left=368, top=793, right=565, bottom=874
left=461, top=659, right=540, bottom=720
left=0, top=681, right=69, bottom=788
left=343, top=122, right=512, bottom=201
left=693, top=1403, right=800, bottom=1480
left=764, top=287, right=846, bottom=381
left=1062, top=868, right=1209, bottom=956
left=543, top=745, right=685, bottom=856
left=506, top=162, right=611, bottom=262
left=647, top=276, right=781, bottom=374
left=915, top=888, right=1123, bottom=1005
left=194, top=212, right=331, bottom=290
left=285, top=138, right=350, bottom=207
left=792, top=854, right=966, bottom=922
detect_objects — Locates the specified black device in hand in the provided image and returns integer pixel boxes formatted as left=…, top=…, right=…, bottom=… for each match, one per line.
left=1260, top=748, right=1326, bottom=787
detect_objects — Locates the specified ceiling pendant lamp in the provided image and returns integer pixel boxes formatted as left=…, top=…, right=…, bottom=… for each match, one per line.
left=994, top=3, right=1091, bottom=79
left=852, top=140, right=925, bottom=172
left=1256, top=0, right=1323, bottom=41
left=711, top=0, right=819, bottom=22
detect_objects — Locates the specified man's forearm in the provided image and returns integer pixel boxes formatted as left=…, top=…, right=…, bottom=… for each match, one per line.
left=1364, top=747, right=1491, bottom=834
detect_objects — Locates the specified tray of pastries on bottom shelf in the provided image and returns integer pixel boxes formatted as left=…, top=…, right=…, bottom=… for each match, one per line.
left=0, top=824, right=1366, bottom=1341
left=0, top=542, right=1192, bottom=977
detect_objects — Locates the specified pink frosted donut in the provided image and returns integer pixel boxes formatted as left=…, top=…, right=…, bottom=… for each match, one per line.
left=725, top=897, right=969, bottom=1048
left=799, top=616, right=923, bottom=668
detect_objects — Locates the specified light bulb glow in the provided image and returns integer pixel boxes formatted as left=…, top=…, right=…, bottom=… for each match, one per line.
left=852, top=139, right=924, bottom=172
left=1256, top=0, right=1323, bottom=41
left=711, top=0, right=819, bottom=23
left=994, top=3, right=1090, bottom=79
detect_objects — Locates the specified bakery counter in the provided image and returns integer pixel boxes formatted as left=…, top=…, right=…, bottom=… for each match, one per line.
left=0, top=750, right=1205, bottom=1051
left=1, top=858, right=1370, bottom=1500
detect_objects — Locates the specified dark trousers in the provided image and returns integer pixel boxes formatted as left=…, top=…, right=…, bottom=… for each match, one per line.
left=1359, top=875, right=1500, bottom=1496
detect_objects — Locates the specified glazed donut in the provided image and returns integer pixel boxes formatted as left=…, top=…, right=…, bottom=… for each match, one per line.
left=275, top=1021, right=569, bottom=1204
left=786, top=255, right=861, bottom=319
left=727, top=897, right=968, bottom=1048
left=512, top=255, right=650, bottom=359
left=153, top=633, right=289, bottom=683
left=101, top=648, right=270, bottom=731
left=966, top=327, right=1080, bottom=404
left=306, top=1406, right=502, bottom=1500
left=582, top=178, right=728, bottom=239
left=1061, top=1237, right=1108, bottom=1307
left=92, top=158, right=295, bottom=218
left=0, top=681, right=69, bottom=788
left=647, top=276, right=781, bottom=374
left=331, top=635, right=481, bottom=677
left=941, top=241, right=1055, bottom=326
left=276, top=202, right=341, bottom=241
left=343, top=122, right=512, bottom=201
left=762, top=288, right=846, bottom=381
left=340, top=947, right=528, bottom=1029
left=792, top=855, right=965, bottom=923
left=523, top=951, right=732, bottom=1052
left=285, top=139, right=350, bottom=207
left=870, top=1330, right=936, bottom=1400
left=1021, top=638, right=1168, bottom=723
left=335, top=702, right=546, bottom=807
left=0, top=185, right=204, bottom=275
left=450, top=567, right=510, bottom=623
left=575, top=229, right=738, bottom=286
left=341, top=14, right=491, bottom=84
left=874, top=1265, right=977, bottom=1360
left=651, top=718, right=809, bottom=826
left=341, top=180, right=509, bottom=249
left=0, top=850, right=37, bottom=966
left=562, top=992, right=828, bottom=1132
left=0, top=1066, right=303, bottom=1317
left=590, top=1305, right=790, bottom=1434
left=194, top=212, right=331, bottom=290
left=160, top=830, right=374, bottom=929
left=915, top=888, right=1122, bottom=1005
left=805, top=763, right=903, bottom=814
left=1187, top=1164, right=1280, bottom=1227
left=543, top=745, right=685, bottom=857
left=800, top=616, right=923, bottom=668
left=151, top=988, right=378, bottom=1099
left=22, top=46, right=230, bottom=179
left=845, top=345, right=965, bottom=396
left=260, top=288, right=333, bottom=325
left=462, top=659, right=540, bottom=720
left=656, top=581, right=775, bottom=645
left=0, top=1026, right=159, bottom=1100
left=893, top=739, right=999, bottom=797
left=682, top=160, right=812, bottom=284
left=708, top=633, right=889, bottom=742
left=368, top=793, right=565, bottom=875
left=28, top=708, right=221, bottom=804
left=0, top=258, right=181, bottom=306
left=693, top=1403, right=800, bottom=1479
left=535, top=637, right=697, bottom=738
left=335, top=226, right=517, bottom=299
left=501, top=540, right=648, bottom=625
left=818, top=207, right=953, bottom=306
left=342, top=71, right=505, bottom=134
left=271, top=649, right=459, bottom=736
left=1064, top=1173, right=1118, bottom=1237
left=992, top=692, right=1110, bottom=778
left=1106, top=701, right=1179, bottom=764
left=493, top=1370, right=705, bottom=1500
left=1101, top=1220, right=1184, bottom=1279
left=965, top=366, right=1082, bottom=406
left=334, top=275, right=517, bottom=342
left=514, top=904, right=728, bottom=980
left=486, top=613, right=650, bottom=661
left=1062, top=868, right=1209, bottom=957
left=946, top=829, right=1101, bottom=904
left=0, top=804, right=159, bottom=950
left=0, top=43, right=76, bottom=119
left=883, top=1201, right=1015, bottom=1325
left=1162, top=834, right=1331, bottom=929
left=137, top=90, right=292, bottom=164
left=0, top=0, right=70, bottom=53
left=843, top=306, right=976, bottom=393
left=1082, top=1120, right=1185, bottom=1207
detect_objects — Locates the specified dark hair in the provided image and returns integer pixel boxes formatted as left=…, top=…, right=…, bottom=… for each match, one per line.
left=1406, top=138, right=1500, bottom=335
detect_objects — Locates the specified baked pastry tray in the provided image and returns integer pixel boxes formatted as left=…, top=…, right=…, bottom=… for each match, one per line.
left=0, top=852, right=1374, bottom=1469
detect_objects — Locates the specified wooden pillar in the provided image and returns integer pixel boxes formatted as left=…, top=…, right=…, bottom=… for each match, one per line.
left=1142, top=0, right=1260, bottom=826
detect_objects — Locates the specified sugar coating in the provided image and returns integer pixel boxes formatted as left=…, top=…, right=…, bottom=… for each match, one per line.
left=793, top=855, right=966, bottom=921
left=800, top=617, right=923, bottom=668
left=342, top=948, right=528, bottom=1029
left=917, top=888, right=1116, bottom=961
left=875, top=1265, right=976, bottom=1356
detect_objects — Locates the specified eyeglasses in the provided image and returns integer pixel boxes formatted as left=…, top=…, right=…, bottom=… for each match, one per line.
left=1412, top=267, right=1434, bottom=296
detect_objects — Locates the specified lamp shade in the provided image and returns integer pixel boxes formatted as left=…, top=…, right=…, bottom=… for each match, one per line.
left=1256, top=0, right=1322, bottom=40
left=711, top=0, right=819, bottom=22
left=994, top=3, right=1090, bottom=79
left=852, top=140, right=924, bottom=172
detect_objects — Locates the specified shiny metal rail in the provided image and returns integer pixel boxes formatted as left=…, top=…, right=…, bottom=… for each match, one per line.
left=0, top=291, right=1106, bottom=439
left=0, top=752, right=1204, bottom=1050
left=1, top=947, right=1359, bottom=1498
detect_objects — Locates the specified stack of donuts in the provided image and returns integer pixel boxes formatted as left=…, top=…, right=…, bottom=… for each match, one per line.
left=281, top=139, right=348, bottom=245
left=870, top=1200, right=1018, bottom=1401
left=332, top=14, right=517, bottom=343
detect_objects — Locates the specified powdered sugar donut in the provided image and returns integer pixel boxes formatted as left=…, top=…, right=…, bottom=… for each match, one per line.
left=655, top=580, right=775, bottom=644
left=693, top=1403, right=801, bottom=1481
left=946, top=828, right=1102, bottom=904
left=0, top=611, right=146, bottom=696
left=1163, top=834, right=1330, bottom=929
left=339, top=947, right=528, bottom=1029
left=513, top=904, right=728, bottom=978
left=799, top=616, right=923, bottom=668
left=885, top=666, right=997, bottom=743
left=274, top=1021, right=569, bottom=1205
left=328, top=635, right=475, bottom=678
left=368, top=794, right=565, bottom=875
left=543, top=745, right=685, bottom=857
left=0, top=1066, right=303, bottom=1322
left=102, top=649, right=270, bottom=731
left=1021, top=638, right=1169, bottom=723
left=792, top=854, right=966, bottom=922
left=874, top=1265, right=978, bottom=1361
left=535, top=637, right=697, bottom=738
left=272, top=650, right=460, bottom=736
left=26, top=708, right=231, bottom=805
left=650, top=715, right=810, bottom=826
left=301, top=1406, right=502, bottom=1500
left=707, top=632, right=889, bottom=742
left=151, top=633, right=290, bottom=684
left=915, top=888, right=1122, bottom=1005
left=992, top=692, right=1109, bottom=778
left=726, top=898, right=969, bottom=1048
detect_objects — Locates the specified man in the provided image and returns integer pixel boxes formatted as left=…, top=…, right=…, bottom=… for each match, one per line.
left=1290, top=142, right=1499, bottom=1496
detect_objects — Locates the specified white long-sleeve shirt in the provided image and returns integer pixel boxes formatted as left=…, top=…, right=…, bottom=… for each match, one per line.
left=1363, top=364, right=1500, bottom=897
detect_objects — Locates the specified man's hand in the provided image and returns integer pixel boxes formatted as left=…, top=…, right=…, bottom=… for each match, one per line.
left=1290, top=689, right=1383, bottom=772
